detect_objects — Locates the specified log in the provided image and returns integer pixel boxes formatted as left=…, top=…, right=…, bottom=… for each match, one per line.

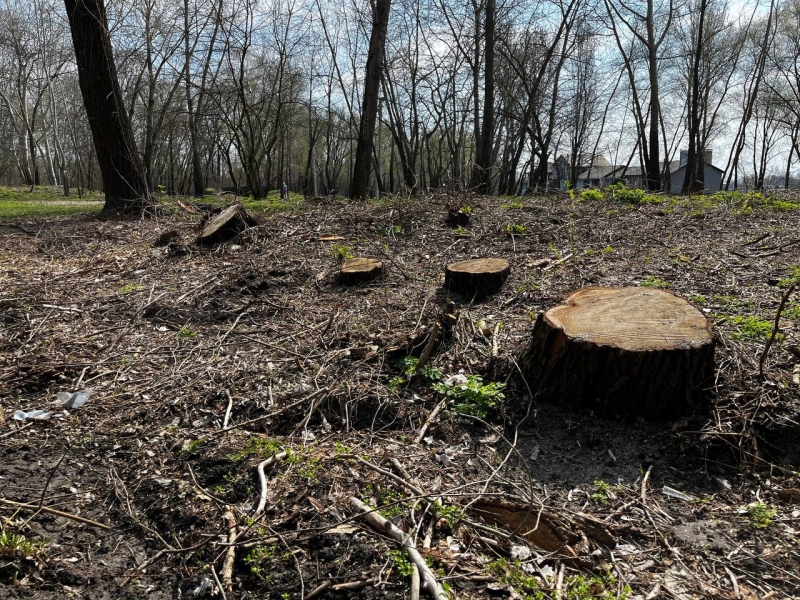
left=338, top=257, right=384, bottom=285
left=520, top=287, right=714, bottom=420
left=444, top=258, right=510, bottom=299
left=197, top=204, right=257, bottom=245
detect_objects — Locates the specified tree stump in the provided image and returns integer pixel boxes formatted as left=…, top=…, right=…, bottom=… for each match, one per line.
left=446, top=207, right=470, bottom=227
left=444, top=258, right=510, bottom=298
left=339, top=258, right=384, bottom=285
left=197, top=204, right=257, bottom=245
left=520, top=287, right=714, bottom=420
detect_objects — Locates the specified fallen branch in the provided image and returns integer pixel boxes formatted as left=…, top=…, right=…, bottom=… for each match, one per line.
left=254, top=452, right=289, bottom=518
left=0, top=498, right=111, bottom=531
left=221, top=509, right=237, bottom=594
left=759, top=285, right=795, bottom=378
left=542, top=252, right=574, bottom=272
left=349, top=497, right=448, bottom=600
left=415, top=399, right=446, bottom=444
left=413, top=322, right=440, bottom=373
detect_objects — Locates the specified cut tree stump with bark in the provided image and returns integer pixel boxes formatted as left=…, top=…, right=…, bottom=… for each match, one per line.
left=520, top=287, right=714, bottom=420
left=197, top=204, right=257, bottom=245
left=339, top=258, right=384, bottom=285
left=444, top=258, right=510, bottom=299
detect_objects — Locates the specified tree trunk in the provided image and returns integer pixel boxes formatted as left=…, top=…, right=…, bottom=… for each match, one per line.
left=520, top=287, right=715, bottom=420
left=350, top=0, right=391, bottom=200
left=473, top=0, right=494, bottom=194
left=64, top=0, right=152, bottom=215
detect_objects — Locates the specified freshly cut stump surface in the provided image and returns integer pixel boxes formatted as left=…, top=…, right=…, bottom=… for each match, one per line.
left=339, top=258, right=384, bottom=285
left=444, top=258, right=510, bottom=299
left=520, top=287, right=714, bottom=420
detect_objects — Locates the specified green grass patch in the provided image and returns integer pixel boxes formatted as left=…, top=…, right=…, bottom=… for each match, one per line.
left=0, top=186, right=103, bottom=219
left=745, top=502, right=776, bottom=529
left=721, top=315, right=776, bottom=341
left=640, top=276, right=671, bottom=288
left=0, top=530, right=47, bottom=558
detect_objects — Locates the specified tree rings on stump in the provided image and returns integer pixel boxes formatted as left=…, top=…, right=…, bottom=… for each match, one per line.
left=339, top=258, right=384, bottom=285
left=197, top=204, right=257, bottom=245
left=444, top=258, right=510, bottom=299
left=520, top=287, right=714, bottom=420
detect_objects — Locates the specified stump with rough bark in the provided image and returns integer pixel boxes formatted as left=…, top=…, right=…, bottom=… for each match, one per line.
left=444, top=258, right=510, bottom=298
left=520, top=287, right=714, bottom=420
left=197, top=204, right=257, bottom=245
left=339, top=258, right=384, bottom=285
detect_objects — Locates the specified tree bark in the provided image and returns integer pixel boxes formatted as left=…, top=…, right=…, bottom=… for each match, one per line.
left=64, top=0, right=152, bottom=215
left=520, top=287, right=715, bottom=420
left=350, top=0, right=391, bottom=200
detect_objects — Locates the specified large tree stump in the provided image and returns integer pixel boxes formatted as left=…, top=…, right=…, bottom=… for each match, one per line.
left=520, top=287, right=714, bottom=420
left=197, top=204, right=257, bottom=245
left=444, top=258, right=510, bottom=298
left=339, top=258, right=384, bottom=285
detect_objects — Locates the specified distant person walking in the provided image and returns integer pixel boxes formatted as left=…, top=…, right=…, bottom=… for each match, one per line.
left=281, top=181, right=288, bottom=199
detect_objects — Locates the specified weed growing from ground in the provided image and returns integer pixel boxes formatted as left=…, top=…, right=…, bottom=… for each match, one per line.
left=503, top=200, right=524, bottom=209
left=178, top=326, right=198, bottom=339
left=0, top=530, right=46, bottom=558
left=722, top=315, right=776, bottom=342
left=745, top=502, right=775, bottom=529
left=505, top=223, right=528, bottom=235
left=640, top=276, right=671, bottom=288
left=232, top=436, right=284, bottom=461
left=579, top=189, right=603, bottom=202
left=432, top=373, right=505, bottom=418
left=331, top=243, right=354, bottom=262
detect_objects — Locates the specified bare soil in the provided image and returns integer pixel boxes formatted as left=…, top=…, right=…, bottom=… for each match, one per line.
left=1, top=192, right=799, bottom=599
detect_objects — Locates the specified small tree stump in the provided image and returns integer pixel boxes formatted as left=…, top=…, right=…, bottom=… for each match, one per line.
left=446, top=207, right=470, bottom=227
left=339, top=258, right=384, bottom=285
left=520, top=287, right=714, bottom=420
left=444, top=258, right=510, bottom=298
left=197, top=204, right=257, bottom=245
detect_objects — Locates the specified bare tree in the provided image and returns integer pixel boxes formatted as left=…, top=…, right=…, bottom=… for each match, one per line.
left=63, top=0, right=151, bottom=214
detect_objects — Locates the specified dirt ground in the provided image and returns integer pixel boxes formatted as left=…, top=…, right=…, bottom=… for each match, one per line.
left=1, top=191, right=799, bottom=599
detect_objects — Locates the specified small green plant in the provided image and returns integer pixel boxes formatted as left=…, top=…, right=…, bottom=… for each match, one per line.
left=565, top=572, right=629, bottom=600
left=287, top=450, right=323, bottom=484
left=690, top=294, right=708, bottom=305
left=784, top=303, right=800, bottom=320
left=640, top=276, right=671, bottom=288
left=723, top=315, right=776, bottom=342
left=398, top=356, right=442, bottom=381
left=745, top=502, right=775, bottom=529
left=120, top=283, right=144, bottom=294
left=331, top=243, right=354, bottom=262
left=459, top=204, right=473, bottom=215
left=244, top=544, right=278, bottom=576
left=763, top=197, right=799, bottom=212
left=0, top=530, right=46, bottom=558
left=452, top=225, right=470, bottom=235
left=579, top=188, right=603, bottom=202
left=388, top=550, right=414, bottom=577
left=602, top=245, right=613, bottom=253
left=505, top=223, right=528, bottom=235
left=181, top=438, right=205, bottom=456
left=590, top=480, right=612, bottom=505
left=436, top=502, right=462, bottom=528
left=232, top=436, right=284, bottom=461
left=178, top=326, right=198, bottom=339
left=503, top=200, right=524, bottom=209
left=378, top=224, right=404, bottom=236
left=489, top=558, right=544, bottom=600
left=432, top=373, right=505, bottom=418
left=778, top=265, right=800, bottom=288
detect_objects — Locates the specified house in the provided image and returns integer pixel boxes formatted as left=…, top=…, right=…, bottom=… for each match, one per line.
left=578, top=150, right=725, bottom=193
left=666, top=151, right=724, bottom=193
